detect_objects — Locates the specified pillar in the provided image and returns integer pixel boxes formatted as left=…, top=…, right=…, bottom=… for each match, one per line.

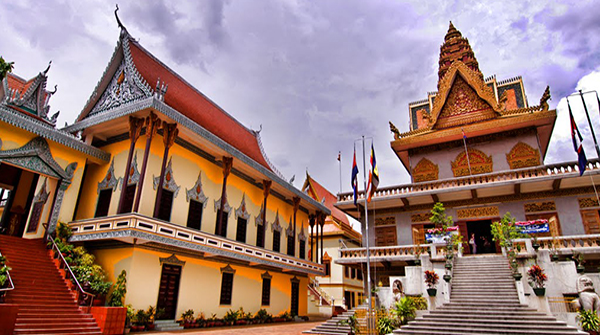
left=319, top=212, right=324, bottom=264
left=153, top=123, right=179, bottom=218
left=216, top=157, right=233, bottom=236
left=292, top=197, right=300, bottom=257
left=258, top=180, right=272, bottom=248
left=309, top=215, right=315, bottom=262
left=133, top=112, right=161, bottom=213
left=117, top=116, right=144, bottom=213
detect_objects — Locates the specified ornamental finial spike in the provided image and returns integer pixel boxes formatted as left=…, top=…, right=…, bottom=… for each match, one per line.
left=43, top=61, right=52, bottom=75
left=115, top=4, right=127, bottom=33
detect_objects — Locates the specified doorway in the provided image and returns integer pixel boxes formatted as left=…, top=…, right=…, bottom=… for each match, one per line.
left=466, top=220, right=497, bottom=254
left=0, top=164, right=39, bottom=237
left=291, top=280, right=299, bottom=316
left=156, top=264, right=182, bottom=320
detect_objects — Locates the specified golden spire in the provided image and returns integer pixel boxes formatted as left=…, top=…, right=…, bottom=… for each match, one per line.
left=438, top=22, right=482, bottom=86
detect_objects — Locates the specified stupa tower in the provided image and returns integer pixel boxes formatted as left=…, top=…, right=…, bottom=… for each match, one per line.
left=438, top=22, right=483, bottom=86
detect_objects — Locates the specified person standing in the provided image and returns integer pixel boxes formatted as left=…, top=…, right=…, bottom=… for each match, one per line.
left=469, top=233, right=477, bottom=254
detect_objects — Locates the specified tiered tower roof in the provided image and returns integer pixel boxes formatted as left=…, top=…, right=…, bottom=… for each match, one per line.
left=438, top=22, right=482, bottom=85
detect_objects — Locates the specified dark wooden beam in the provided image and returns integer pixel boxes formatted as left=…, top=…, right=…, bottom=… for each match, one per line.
left=431, top=194, right=439, bottom=203
left=471, top=189, right=477, bottom=199
left=552, top=179, right=561, bottom=191
left=514, top=184, right=521, bottom=195
left=401, top=198, right=409, bottom=206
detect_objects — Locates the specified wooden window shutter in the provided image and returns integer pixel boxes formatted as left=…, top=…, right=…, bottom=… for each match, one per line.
left=581, top=210, right=600, bottom=235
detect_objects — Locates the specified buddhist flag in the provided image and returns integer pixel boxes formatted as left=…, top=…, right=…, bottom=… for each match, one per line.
left=351, top=148, right=359, bottom=205
left=568, top=98, right=587, bottom=176
left=367, top=143, right=379, bottom=203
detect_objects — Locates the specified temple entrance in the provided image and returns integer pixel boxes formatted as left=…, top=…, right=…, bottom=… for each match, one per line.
left=291, top=279, right=299, bottom=316
left=156, top=264, right=182, bottom=320
left=0, top=164, right=40, bottom=237
left=466, top=220, right=497, bottom=254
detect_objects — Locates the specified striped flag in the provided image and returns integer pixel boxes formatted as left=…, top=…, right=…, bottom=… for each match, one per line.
left=367, top=143, right=379, bottom=203
left=568, top=98, right=587, bottom=176
left=351, top=148, right=359, bottom=205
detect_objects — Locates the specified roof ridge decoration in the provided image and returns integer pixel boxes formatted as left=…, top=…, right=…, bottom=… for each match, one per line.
left=438, top=22, right=482, bottom=83
left=186, top=172, right=208, bottom=206
left=77, top=6, right=153, bottom=121
left=271, top=209, right=283, bottom=233
left=254, top=129, right=286, bottom=180
left=301, top=172, right=321, bottom=203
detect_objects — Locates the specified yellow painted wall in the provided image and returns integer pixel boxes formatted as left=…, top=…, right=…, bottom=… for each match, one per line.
left=77, top=135, right=312, bottom=258
left=92, top=247, right=308, bottom=318
left=23, top=176, right=58, bottom=239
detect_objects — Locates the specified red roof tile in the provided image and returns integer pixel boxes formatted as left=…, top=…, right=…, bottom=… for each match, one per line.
left=304, top=174, right=351, bottom=227
left=127, top=39, right=274, bottom=172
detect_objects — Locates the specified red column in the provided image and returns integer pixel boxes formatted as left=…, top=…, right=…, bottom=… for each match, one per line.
left=117, top=116, right=144, bottom=213
left=259, top=180, right=272, bottom=248
left=153, top=122, right=179, bottom=218
left=133, top=112, right=161, bottom=213
left=216, top=157, right=233, bottom=236
left=292, top=197, right=300, bottom=257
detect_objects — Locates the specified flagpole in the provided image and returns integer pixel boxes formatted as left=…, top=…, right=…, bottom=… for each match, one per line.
left=588, top=174, right=600, bottom=208
left=578, top=90, right=600, bottom=158
left=361, top=135, right=373, bottom=334
left=338, top=151, right=342, bottom=195
left=462, top=128, right=472, bottom=175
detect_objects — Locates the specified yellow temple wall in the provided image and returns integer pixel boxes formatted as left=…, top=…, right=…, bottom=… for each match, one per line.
left=92, top=247, right=308, bottom=318
left=76, top=135, right=312, bottom=255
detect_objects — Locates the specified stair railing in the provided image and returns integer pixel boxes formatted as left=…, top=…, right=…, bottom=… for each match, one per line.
left=309, top=277, right=333, bottom=306
left=47, top=237, right=94, bottom=306
left=0, top=251, right=15, bottom=301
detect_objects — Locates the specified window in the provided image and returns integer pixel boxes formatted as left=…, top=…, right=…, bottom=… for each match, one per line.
left=324, top=260, right=331, bottom=277
left=261, top=277, right=271, bottom=306
left=236, top=217, right=247, bottom=243
left=299, top=240, right=305, bottom=260
left=351, top=268, right=356, bottom=279
left=187, top=200, right=203, bottom=230
left=287, top=234, right=295, bottom=256
left=27, top=201, right=44, bottom=233
left=118, top=184, right=136, bottom=214
left=581, top=210, right=600, bottom=234
left=215, top=209, right=228, bottom=237
left=357, top=269, right=363, bottom=281
left=344, top=266, right=349, bottom=278
left=156, top=189, right=174, bottom=221
left=273, top=230, right=281, bottom=252
left=256, top=224, right=265, bottom=248
left=219, top=272, right=234, bottom=305
left=95, top=189, right=112, bottom=218
left=375, top=226, right=397, bottom=246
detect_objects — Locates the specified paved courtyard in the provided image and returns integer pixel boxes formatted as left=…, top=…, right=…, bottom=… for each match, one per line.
left=150, top=321, right=324, bottom=335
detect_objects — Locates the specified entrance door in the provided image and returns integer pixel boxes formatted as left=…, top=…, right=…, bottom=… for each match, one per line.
left=156, top=264, right=182, bottom=320
left=291, top=280, right=299, bottom=316
left=466, top=220, right=497, bottom=254
left=0, top=164, right=39, bottom=237
left=344, top=290, right=352, bottom=309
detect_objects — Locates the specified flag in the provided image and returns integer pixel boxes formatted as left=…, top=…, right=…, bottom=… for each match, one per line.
left=462, top=128, right=467, bottom=140
left=351, top=148, right=359, bottom=205
left=367, top=144, right=379, bottom=202
left=568, top=98, right=587, bottom=176
left=337, top=151, right=341, bottom=161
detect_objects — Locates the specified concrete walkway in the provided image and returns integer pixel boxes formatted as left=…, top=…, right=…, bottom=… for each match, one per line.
left=149, top=321, right=324, bottom=335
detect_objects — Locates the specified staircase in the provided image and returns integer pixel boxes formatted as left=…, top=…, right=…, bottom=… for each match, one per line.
left=395, top=255, right=585, bottom=334
left=0, top=235, right=102, bottom=335
left=303, top=305, right=365, bottom=335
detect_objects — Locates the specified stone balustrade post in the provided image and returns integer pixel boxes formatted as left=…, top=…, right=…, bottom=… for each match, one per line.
left=515, top=279, right=527, bottom=305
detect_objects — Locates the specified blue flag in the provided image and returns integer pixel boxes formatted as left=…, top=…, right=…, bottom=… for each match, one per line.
left=351, top=148, right=359, bottom=205
left=568, top=98, right=587, bottom=176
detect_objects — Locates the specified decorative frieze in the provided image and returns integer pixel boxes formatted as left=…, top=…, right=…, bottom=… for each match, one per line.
left=185, top=172, right=208, bottom=206
left=159, top=254, right=186, bottom=267
left=524, top=201, right=556, bottom=213
left=451, top=148, right=493, bottom=177
left=375, top=217, right=395, bottom=226
left=579, top=197, right=600, bottom=209
left=271, top=210, right=283, bottom=233
left=97, top=159, right=121, bottom=193
left=234, top=194, right=250, bottom=220
left=152, top=158, right=180, bottom=198
left=411, top=213, right=431, bottom=223
left=456, top=206, right=499, bottom=219
left=506, top=142, right=540, bottom=169
left=413, top=158, right=439, bottom=182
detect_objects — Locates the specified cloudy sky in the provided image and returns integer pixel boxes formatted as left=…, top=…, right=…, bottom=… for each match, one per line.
left=2, top=0, right=600, bottom=196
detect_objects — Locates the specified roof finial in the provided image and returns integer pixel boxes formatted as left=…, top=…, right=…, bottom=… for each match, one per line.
left=444, top=21, right=461, bottom=41
left=115, top=4, right=126, bottom=32
left=43, top=61, right=52, bottom=75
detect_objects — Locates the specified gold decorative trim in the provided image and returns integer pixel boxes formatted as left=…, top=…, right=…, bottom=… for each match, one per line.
left=375, top=217, right=395, bottom=226
left=220, top=264, right=236, bottom=274
left=411, top=213, right=431, bottom=223
left=524, top=201, right=556, bottom=213
left=159, top=254, right=186, bottom=267
left=506, top=142, right=540, bottom=169
left=413, top=158, right=439, bottom=182
left=579, top=197, right=599, bottom=209
left=451, top=148, right=493, bottom=177
left=457, top=206, right=499, bottom=219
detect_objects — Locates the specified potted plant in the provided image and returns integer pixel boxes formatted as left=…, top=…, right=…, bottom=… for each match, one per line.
left=181, top=309, right=195, bottom=328
left=424, top=270, right=439, bottom=296
left=145, top=306, right=156, bottom=330
left=255, top=309, right=271, bottom=324
left=527, top=264, right=547, bottom=296
left=223, top=308, right=239, bottom=326
left=392, top=296, right=417, bottom=325
left=532, top=235, right=540, bottom=251
left=124, top=305, right=134, bottom=334
left=337, top=314, right=359, bottom=335
left=413, top=246, right=422, bottom=266
left=443, top=273, right=451, bottom=282
left=578, top=309, right=600, bottom=335
left=573, top=252, right=586, bottom=273
left=0, top=255, right=11, bottom=303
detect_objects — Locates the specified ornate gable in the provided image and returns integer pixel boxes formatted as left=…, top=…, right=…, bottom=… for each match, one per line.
left=412, top=158, right=439, bottom=182
left=186, top=172, right=208, bottom=205
left=451, top=148, right=493, bottom=177
left=153, top=158, right=180, bottom=197
left=506, top=142, right=540, bottom=169
left=430, top=62, right=500, bottom=129
left=234, top=194, right=250, bottom=220
left=97, top=159, right=120, bottom=193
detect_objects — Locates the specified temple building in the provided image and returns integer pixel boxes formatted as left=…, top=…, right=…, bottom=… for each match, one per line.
left=0, top=10, right=329, bottom=331
left=336, top=23, right=600, bottom=287
left=302, top=173, right=363, bottom=317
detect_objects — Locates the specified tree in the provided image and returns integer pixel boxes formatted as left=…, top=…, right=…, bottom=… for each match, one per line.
left=0, top=56, right=14, bottom=81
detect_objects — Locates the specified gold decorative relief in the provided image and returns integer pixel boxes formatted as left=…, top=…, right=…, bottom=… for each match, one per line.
left=436, top=76, right=496, bottom=129
left=375, top=217, right=395, bottom=226
left=413, top=158, right=439, bottom=182
left=506, top=142, right=540, bottom=169
left=457, top=206, right=499, bottom=219
left=579, top=197, right=600, bottom=208
left=451, top=148, right=493, bottom=177
left=411, top=213, right=431, bottom=223
left=524, top=201, right=556, bottom=213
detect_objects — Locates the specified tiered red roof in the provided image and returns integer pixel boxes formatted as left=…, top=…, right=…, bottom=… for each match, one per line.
left=127, top=40, right=273, bottom=172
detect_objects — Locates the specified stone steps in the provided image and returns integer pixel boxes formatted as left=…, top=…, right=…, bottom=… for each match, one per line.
left=394, top=255, right=585, bottom=334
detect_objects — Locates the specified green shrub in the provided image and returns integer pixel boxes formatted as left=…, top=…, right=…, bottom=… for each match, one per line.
left=578, top=309, right=600, bottom=332
left=392, top=297, right=417, bottom=325
left=108, top=270, right=127, bottom=307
